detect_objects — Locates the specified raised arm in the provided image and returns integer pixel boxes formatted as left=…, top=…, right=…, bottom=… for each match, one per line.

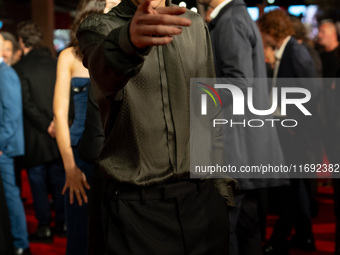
left=77, top=0, right=190, bottom=96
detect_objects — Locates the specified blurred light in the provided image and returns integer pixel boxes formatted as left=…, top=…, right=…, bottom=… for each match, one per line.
left=264, top=5, right=280, bottom=13
left=190, top=7, right=198, bottom=13
left=53, top=29, right=71, bottom=53
left=288, top=5, right=307, bottom=17
left=247, top=7, right=259, bottom=21
left=304, top=5, right=318, bottom=24
left=267, top=0, right=275, bottom=4
left=179, top=1, right=187, bottom=8
left=0, top=21, right=3, bottom=30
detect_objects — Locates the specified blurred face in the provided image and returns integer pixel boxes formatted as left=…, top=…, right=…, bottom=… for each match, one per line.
left=318, top=23, right=336, bottom=47
left=261, top=33, right=277, bottom=69
left=149, top=0, right=165, bottom=8
left=3, top=40, right=14, bottom=65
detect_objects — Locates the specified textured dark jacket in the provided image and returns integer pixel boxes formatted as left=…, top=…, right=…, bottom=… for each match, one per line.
left=13, top=48, right=60, bottom=168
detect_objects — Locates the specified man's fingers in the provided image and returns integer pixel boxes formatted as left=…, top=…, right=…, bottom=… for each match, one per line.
left=157, top=6, right=187, bottom=15
left=137, top=14, right=191, bottom=27
left=135, top=24, right=183, bottom=36
left=139, top=0, right=153, bottom=13
left=137, top=36, right=174, bottom=47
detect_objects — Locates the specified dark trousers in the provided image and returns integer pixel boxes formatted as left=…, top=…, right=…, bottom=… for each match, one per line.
left=0, top=162, right=15, bottom=255
left=89, top=174, right=229, bottom=255
left=27, top=159, right=65, bottom=226
left=268, top=124, right=314, bottom=247
left=268, top=179, right=312, bottom=246
left=229, top=192, right=262, bottom=255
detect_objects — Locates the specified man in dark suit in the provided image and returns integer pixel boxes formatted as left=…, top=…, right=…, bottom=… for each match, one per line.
left=13, top=21, right=65, bottom=242
left=0, top=34, right=30, bottom=255
left=198, top=0, right=286, bottom=254
left=258, top=10, right=322, bottom=255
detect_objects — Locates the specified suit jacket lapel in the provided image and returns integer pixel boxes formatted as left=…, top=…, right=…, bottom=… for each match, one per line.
left=277, top=37, right=293, bottom=79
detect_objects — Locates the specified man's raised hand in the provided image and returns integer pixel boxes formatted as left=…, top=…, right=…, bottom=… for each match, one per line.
left=130, top=0, right=191, bottom=49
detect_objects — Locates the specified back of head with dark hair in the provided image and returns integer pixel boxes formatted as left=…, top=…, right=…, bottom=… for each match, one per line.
left=290, top=16, right=307, bottom=42
left=17, top=21, right=43, bottom=49
left=70, top=0, right=106, bottom=58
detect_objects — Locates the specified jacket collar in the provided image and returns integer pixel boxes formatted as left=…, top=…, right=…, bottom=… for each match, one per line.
left=0, top=60, right=7, bottom=70
left=278, top=36, right=294, bottom=67
left=208, top=0, right=245, bottom=30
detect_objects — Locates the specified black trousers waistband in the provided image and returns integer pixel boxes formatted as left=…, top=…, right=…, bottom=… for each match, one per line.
left=105, top=179, right=211, bottom=201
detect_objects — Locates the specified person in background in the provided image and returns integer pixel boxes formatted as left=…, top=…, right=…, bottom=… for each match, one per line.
left=0, top=31, right=25, bottom=199
left=318, top=20, right=340, bottom=167
left=0, top=31, right=22, bottom=66
left=198, top=0, right=286, bottom=254
left=53, top=1, right=106, bottom=254
left=318, top=20, right=339, bottom=79
left=291, top=16, right=322, bottom=219
left=0, top=34, right=30, bottom=255
left=259, top=10, right=321, bottom=255
left=291, top=17, right=322, bottom=78
left=77, top=0, right=120, bottom=252
left=13, top=21, right=65, bottom=243
left=318, top=23, right=340, bottom=255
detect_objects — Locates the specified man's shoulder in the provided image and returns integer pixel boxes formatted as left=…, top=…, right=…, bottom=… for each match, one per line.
left=288, top=38, right=311, bottom=58
left=79, top=12, right=123, bottom=35
left=0, top=63, right=20, bottom=86
left=182, top=9, right=207, bottom=31
left=14, top=49, right=56, bottom=73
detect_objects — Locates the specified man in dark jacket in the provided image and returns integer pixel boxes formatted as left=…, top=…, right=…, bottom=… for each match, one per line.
left=13, top=21, right=65, bottom=242
left=259, top=10, right=322, bottom=255
left=199, top=0, right=286, bottom=254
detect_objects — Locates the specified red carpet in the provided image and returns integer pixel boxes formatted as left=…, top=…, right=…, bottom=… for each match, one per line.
left=21, top=171, right=336, bottom=255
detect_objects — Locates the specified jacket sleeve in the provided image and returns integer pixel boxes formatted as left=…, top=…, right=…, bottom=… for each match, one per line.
left=0, top=71, right=23, bottom=152
left=201, top=20, right=238, bottom=205
left=214, top=17, right=255, bottom=107
left=77, top=15, right=150, bottom=96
